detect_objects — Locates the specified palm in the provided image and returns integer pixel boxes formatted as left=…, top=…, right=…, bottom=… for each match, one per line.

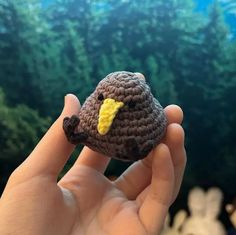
left=59, top=165, right=147, bottom=235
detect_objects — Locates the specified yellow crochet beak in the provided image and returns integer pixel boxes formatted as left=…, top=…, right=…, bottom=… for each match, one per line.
left=97, top=98, right=124, bottom=135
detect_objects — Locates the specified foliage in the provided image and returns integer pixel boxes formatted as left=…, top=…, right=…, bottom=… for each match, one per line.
left=0, top=0, right=92, bottom=116
left=0, top=0, right=236, bottom=203
left=0, top=88, right=50, bottom=191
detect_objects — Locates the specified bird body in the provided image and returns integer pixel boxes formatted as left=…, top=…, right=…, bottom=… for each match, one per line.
left=63, top=71, right=167, bottom=161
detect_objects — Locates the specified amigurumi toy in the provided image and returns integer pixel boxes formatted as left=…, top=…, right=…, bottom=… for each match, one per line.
left=63, top=71, right=167, bottom=161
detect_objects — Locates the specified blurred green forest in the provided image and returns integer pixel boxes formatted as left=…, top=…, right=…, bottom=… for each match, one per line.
left=0, top=0, right=236, bottom=217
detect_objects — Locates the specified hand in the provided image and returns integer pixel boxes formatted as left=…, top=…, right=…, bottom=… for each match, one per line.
left=0, top=94, right=186, bottom=235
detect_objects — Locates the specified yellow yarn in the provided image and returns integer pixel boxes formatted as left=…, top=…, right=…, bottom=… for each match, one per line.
left=98, top=98, right=124, bottom=135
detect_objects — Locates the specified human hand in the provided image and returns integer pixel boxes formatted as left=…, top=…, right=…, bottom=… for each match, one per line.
left=0, top=94, right=186, bottom=235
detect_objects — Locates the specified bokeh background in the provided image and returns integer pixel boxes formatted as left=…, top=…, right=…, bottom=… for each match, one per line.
left=0, top=0, right=236, bottom=230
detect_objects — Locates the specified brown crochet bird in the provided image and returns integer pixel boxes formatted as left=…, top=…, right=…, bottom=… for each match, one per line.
left=63, top=71, right=167, bottom=161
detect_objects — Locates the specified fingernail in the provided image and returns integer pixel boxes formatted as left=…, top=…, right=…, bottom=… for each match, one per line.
left=62, top=95, right=70, bottom=115
left=62, top=94, right=80, bottom=115
left=64, top=94, right=69, bottom=105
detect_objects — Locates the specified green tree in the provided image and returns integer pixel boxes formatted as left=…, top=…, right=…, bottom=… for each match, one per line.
left=95, top=0, right=201, bottom=104
left=0, top=0, right=43, bottom=108
left=0, top=0, right=94, bottom=117
left=174, top=1, right=235, bottom=193
left=145, top=56, right=178, bottom=105
left=0, top=88, right=50, bottom=193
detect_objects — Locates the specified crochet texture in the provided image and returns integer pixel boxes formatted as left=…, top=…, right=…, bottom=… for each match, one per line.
left=63, top=71, right=167, bottom=161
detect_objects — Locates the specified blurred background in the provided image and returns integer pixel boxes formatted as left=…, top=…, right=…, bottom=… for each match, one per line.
left=0, top=0, right=236, bottom=231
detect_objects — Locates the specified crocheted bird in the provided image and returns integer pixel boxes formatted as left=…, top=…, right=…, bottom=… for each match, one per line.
left=63, top=71, right=167, bottom=161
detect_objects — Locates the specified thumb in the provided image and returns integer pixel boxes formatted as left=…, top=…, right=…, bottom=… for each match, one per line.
left=61, top=94, right=80, bottom=118
left=13, top=94, right=81, bottom=181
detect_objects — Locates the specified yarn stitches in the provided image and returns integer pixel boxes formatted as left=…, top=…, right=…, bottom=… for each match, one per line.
left=63, top=71, right=167, bottom=161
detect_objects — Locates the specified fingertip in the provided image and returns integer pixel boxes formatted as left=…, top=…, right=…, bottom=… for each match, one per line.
left=164, top=105, right=184, bottom=124
left=164, top=123, right=185, bottom=147
left=150, top=143, right=175, bottom=202
left=153, top=143, right=170, bottom=157
left=141, top=149, right=154, bottom=169
left=153, top=144, right=173, bottom=177
left=62, top=93, right=81, bottom=116
left=64, top=93, right=80, bottom=107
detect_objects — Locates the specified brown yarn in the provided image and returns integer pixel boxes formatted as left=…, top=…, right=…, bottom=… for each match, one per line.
left=63, top=71, right=167, bottom=161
